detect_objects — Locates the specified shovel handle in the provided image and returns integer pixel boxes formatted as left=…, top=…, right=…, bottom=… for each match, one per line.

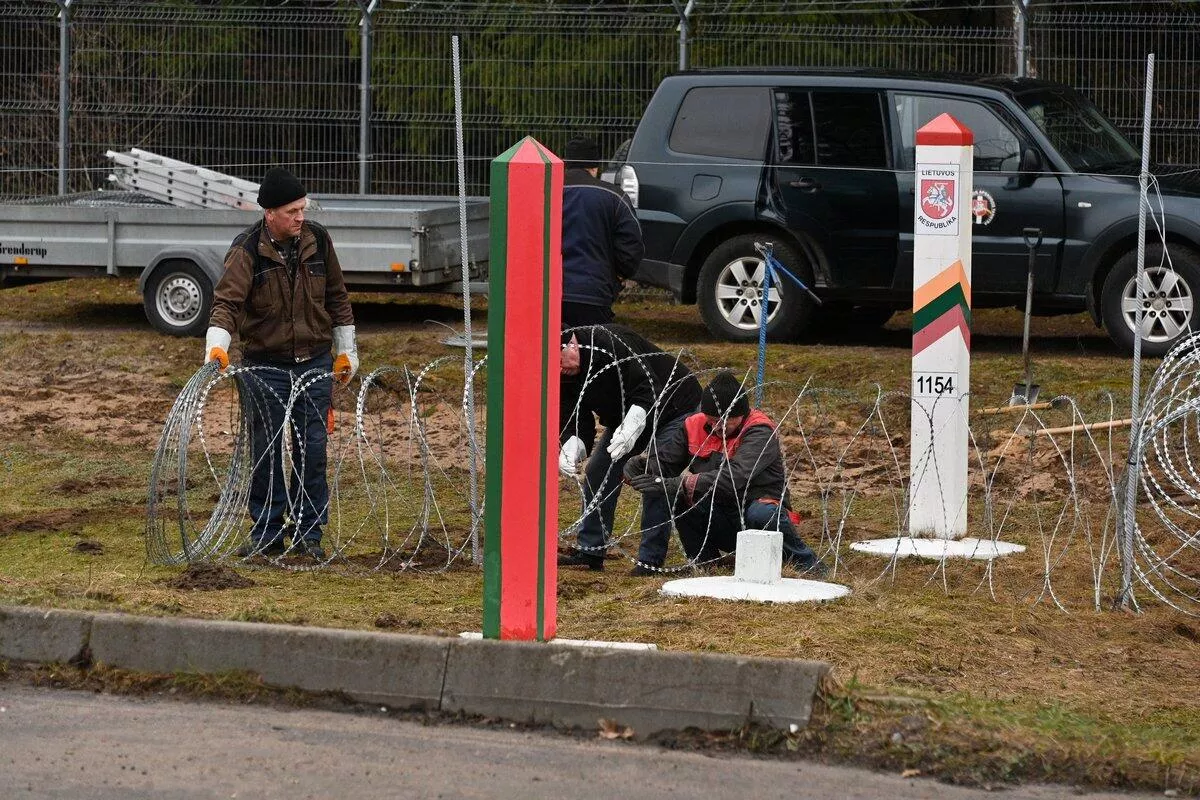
left=1023, top=227, right=1043, bottom=251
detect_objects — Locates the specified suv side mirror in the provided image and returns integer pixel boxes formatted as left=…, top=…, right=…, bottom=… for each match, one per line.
left=1013, top=147, right=1043, bottom=188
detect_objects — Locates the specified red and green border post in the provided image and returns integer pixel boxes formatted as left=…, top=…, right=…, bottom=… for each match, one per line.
left=909, top=113, right=973, bottom=539
left=483, top=137, right=563, bottom=640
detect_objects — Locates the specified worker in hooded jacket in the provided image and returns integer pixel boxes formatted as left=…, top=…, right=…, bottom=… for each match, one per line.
left=626, top=370, right=826, bottom=576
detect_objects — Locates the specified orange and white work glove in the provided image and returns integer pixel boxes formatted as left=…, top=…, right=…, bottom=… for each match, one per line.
left=332, top=325, right=359, bottom=386
left=204, top=326, right=231, bottom=370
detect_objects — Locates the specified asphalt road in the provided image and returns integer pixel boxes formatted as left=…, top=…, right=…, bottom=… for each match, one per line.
left=0, top=683, right=1170, bottom=800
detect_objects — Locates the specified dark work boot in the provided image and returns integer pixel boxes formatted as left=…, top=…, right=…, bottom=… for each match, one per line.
left=295, top=540, right=327, bottom=561
left=557, top=549, right=604, bottom=571
left=236, top=537, right=286, bottom=558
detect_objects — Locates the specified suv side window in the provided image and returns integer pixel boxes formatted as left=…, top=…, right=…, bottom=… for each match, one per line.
left=894, top=94, right=1022, bottom=172
left=812, top=92, right=889, bottom=168
left=773, top=90, right=816, bottom=165
left=669, top=87, right=771, bottom=160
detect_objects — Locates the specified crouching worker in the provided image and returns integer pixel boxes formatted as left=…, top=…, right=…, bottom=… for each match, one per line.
left=558, top=324, right=701, bottom=572
left=626, top=370, right=826, bottom=576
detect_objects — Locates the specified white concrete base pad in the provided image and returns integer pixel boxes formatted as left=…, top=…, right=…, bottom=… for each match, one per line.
left=850, top=536, right=1025, bottom=560
left=659, top=576, right=850, bottom=603
left=458, top=632, right=656, bottom=650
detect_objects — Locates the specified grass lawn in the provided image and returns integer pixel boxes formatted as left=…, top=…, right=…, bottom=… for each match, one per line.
left=0, top=276, right=1196, bottom=793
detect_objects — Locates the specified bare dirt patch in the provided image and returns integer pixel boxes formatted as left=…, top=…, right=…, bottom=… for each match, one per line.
left=72, top=539, right=104, bottom=554
left=165, top=562, right=255, bottom=591
left=0, top=507, right=94, bottom=535
left=373, top=611, right=423, bottom=630
left=55, top=476, right=131, bottom=493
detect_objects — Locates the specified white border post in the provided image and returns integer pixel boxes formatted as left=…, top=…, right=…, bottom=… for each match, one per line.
left=909, top=113, right=974, bottom=540
left=852, top=113, right=1023, bottom=562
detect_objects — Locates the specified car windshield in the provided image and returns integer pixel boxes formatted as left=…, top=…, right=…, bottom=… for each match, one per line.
left=1016, top=85, right=1139, bottom=173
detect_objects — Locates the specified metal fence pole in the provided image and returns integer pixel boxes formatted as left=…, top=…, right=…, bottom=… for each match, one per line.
left=1119, top=52, right=1156, bottom=612
left=57, top=0, right=72, bottom=195
left=358, top=0, right=378, bottom=194
left=452, top=35, right=481, bottom=564
left=673, top=0, right=694, bottom=70
left=1013, top=0, right=1029, bottom=77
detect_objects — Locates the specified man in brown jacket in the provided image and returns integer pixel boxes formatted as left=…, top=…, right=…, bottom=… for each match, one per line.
left=204, top=167, right=357, bottom=561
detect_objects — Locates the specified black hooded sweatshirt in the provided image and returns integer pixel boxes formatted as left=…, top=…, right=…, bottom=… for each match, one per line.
left=558, top=324, right=701, bottom=450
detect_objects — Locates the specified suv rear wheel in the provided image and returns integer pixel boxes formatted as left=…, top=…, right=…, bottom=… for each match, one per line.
left=1100, top=244, right=1200, bottom=356
left=697, top=234, right=813, bottom=341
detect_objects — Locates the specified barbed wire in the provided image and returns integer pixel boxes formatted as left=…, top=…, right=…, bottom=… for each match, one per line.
left=145, top=344, right=1198, bottom=615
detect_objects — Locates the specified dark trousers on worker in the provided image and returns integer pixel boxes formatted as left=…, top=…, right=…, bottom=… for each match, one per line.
left=654, top=493, right=820, bottom=570
left=562, top=301, right=614, bottom=329
left=577, top=412, right=685, bottom=561
left=244, top=353, right=333, bottom=548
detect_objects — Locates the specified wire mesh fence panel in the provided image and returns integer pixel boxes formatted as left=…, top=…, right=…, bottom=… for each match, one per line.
left=1030, top=9, right=1200, bottom=166
left=63, top=3, right=363, bottom=195
left=2, top=1, right=1200, bottom=201
left=0, top=4, right=61, bottom=198
left=371, top=7, right=679, bottom=195
left=689, top=22, right=1011, bottom=75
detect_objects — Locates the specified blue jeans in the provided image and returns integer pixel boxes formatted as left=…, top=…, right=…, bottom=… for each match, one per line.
left=668, top=494, right=820, bottom=570
left=244, top=354, right=332, bottom=547
left=577, top=412, right=684, bottom=560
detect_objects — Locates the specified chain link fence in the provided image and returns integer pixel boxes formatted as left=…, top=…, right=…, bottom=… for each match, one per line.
left=1, top=1, right=1197, bottom=199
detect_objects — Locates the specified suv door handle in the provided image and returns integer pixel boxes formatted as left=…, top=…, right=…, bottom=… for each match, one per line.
left=788, top=177, right=821, bottom=191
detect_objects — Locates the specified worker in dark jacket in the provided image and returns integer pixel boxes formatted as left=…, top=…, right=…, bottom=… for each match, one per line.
left=205, top=167, right=358, bottom=562
left=558, top=324, right=701, bottom=572
left=560, top=136, right=644, bottom=327
left=627, top=370, right=825, bottom=576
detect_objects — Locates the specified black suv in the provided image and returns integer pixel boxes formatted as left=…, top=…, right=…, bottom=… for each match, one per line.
left=612, top=68, right=1200, bottom=355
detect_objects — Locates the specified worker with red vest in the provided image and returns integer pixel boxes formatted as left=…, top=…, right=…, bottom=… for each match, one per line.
left=558, top=324, right=701, bottom=573
left=626, top=370, right=825, bottom=576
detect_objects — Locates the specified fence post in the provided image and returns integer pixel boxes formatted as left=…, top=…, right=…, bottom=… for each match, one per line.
left=1119, top=53, right=1156, bottom=611
left=483, top=137, right=563, bottom=641
left=452, top=35, right=481, bottom=565
left=1013, top=0, right=1029, bottom=77
left=672, top=0, right=695, bottom=71
left=909, top=113, right=973, bottom=539
left=357, top=0, right=379, bottom=194
left=57, top=0, right=73, bottom=195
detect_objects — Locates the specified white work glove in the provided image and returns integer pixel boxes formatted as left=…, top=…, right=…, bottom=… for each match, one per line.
left=204, top=326, right=231, bottom=370
left=558, top=435, right=588, bottom=477
left=332, top=325, right=359, bottom=385
left=606, top=405, right=648, bottom=460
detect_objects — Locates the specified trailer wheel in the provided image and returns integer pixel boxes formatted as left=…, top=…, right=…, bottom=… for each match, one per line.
left=144, top=260, right=212, bottom=338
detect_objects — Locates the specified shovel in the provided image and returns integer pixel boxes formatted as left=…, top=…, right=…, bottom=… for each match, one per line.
left=1009, top=227, right=1044, bottom=406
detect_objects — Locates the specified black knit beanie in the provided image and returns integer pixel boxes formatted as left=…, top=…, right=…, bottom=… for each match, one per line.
left=563, top=137, right=601, bottom=170
left=700, top=370, right=750, bottom=418
left=257, top=167, right=307, bottom=209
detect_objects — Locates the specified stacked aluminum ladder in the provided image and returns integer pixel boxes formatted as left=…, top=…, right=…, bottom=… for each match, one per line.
left=105, top=148, right=260, bottom=210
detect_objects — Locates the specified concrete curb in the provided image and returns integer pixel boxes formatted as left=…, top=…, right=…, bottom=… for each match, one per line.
left=0, top=605, right=829, bottom=737
left=0, top=606, right=93, bottom=664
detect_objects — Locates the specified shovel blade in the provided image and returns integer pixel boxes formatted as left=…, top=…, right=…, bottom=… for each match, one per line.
left=1009, top=383, right=1041, bottom=406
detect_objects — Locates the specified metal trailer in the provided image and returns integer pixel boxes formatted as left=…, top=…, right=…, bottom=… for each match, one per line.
left=0, top=192, right=489, bottom=336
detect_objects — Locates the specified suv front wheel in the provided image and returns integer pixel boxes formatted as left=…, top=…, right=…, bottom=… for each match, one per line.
left=697, top=235, right=813, bottom=341
left=1101, top=244, right=1200, bottom=356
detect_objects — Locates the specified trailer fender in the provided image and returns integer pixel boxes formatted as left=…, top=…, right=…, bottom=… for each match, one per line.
left=139, top=249, right=224, bottom=337
left=138, top=248, right=223, bottom=294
